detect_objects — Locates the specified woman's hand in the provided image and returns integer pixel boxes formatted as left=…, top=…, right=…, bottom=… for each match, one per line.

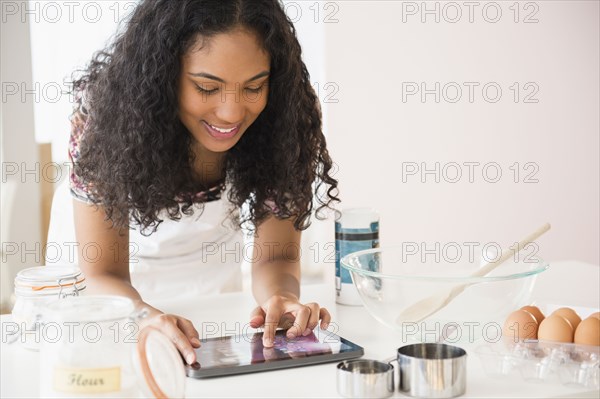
left=248, top=294, right=331, bottom=348
left=138, top=304, right=201, bottom=365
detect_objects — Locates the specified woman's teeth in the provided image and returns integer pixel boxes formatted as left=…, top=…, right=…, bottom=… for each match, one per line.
left=209, top=124, right=236, bottom=133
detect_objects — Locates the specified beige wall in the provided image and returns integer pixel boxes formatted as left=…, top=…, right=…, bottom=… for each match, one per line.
left=1, top=8, right=42, bottom=307
left=325, top=1, right=599, bottom=264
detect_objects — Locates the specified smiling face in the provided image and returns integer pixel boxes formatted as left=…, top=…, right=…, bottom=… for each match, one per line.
left=178, top=27, right=270, bottom=175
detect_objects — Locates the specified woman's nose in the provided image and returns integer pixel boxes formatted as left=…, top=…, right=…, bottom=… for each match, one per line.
left=214, top=89, right=246, bottom=123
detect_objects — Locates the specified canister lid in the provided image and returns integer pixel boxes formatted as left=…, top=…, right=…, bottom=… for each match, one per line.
left=43, top=295, right=134, bottom=323
left=134, top=326, right=186, bottom=398
left=14, top=266, right=85, bottom=297
left=336, top=208, right=380, bottom=228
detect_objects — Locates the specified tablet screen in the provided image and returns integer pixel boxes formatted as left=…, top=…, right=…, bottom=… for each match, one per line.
left=186, top=328, right=363, bottom=378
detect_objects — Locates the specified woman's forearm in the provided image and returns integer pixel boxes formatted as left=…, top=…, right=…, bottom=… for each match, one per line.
left=251, top=258, right=301, bottom=305
left=82, top=272, right=161, bottom=316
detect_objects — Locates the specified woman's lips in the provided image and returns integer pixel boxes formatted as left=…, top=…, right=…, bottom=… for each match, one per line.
left=202, top=121, right=241, bottom=139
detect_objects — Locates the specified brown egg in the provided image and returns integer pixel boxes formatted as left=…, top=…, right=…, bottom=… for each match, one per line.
left=520, top=306, right=545, bottom=323
left=552, top=308, right=582, bottom=330
left=538, top=315, right=574, bottom=343
left=587, top=312, right=600, bottom=320
left=503, top=310, right=538, bottom=341
left=574, top=317, right=600, bottom=346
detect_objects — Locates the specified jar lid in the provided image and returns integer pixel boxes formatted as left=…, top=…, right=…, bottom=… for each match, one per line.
left=336, top=208, right=380, bottom=228
left=134, top=326, right=186, bottom=398
left=14, top=266, right=85, bottom=297
left=43, top=295, right=134, bottom=323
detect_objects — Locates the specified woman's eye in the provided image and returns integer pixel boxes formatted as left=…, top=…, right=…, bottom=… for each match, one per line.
left=195, top=85, right=218, bottom=95
left=245, top=85, right=264, bottom=93
left=194, top=84, right=265, bottom=95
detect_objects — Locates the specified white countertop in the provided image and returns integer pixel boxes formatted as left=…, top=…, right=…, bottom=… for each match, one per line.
left=1, top=260, right=599, bottom=398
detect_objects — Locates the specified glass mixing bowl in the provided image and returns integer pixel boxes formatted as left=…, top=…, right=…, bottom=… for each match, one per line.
left=341, top=246, right=549, bottom=343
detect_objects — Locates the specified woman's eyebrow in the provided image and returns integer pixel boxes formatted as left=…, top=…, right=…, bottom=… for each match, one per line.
left=188, top=71, right=270, bottom=83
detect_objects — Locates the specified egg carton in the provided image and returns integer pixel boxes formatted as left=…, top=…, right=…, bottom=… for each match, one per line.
left=475, top=339, right=600, bottom=389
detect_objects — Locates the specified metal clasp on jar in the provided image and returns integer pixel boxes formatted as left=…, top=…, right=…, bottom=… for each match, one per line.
left=58, top=276, right=82, bottom=299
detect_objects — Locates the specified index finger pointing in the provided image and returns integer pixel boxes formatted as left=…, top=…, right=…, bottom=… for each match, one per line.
left=263, top=304, right=284, bottom=348
left=319, top=308, right=331, bottom=330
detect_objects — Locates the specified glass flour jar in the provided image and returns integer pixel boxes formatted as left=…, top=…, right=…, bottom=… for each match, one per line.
left=38, top=295, right=186, bottom=398
left=12, top=266, right=85, bottom=350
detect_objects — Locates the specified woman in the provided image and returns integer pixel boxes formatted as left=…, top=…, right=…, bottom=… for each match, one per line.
left=61, top=0, right=339, bottom=365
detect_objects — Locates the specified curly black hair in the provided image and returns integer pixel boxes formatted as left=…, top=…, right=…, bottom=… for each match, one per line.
left=70, top=0, right=339, bottom=235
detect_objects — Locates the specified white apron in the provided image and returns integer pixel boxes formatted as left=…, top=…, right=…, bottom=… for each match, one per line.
left=46, top=179, right=245, bottom=303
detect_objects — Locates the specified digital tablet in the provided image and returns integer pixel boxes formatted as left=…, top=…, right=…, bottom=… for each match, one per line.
left=185, top=328, right=364, bottom=378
